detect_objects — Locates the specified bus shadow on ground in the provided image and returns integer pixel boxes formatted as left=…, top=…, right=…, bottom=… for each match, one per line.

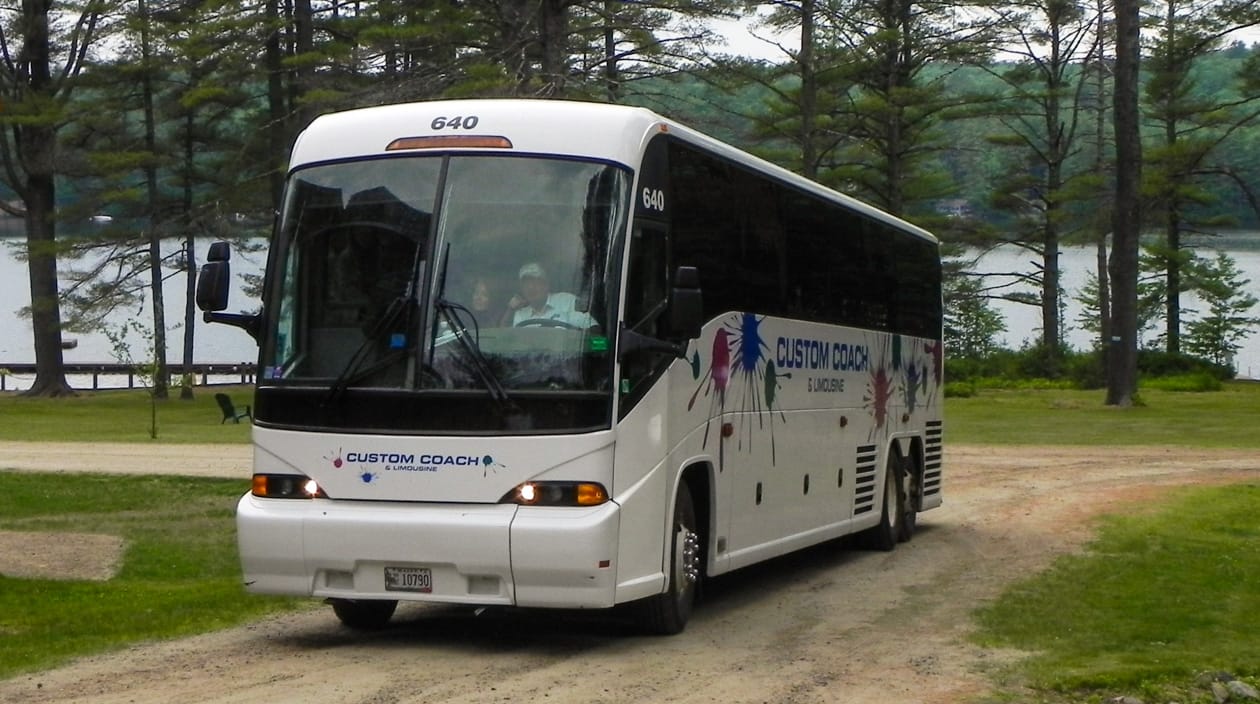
left=284, top=522, right=939, bottom=649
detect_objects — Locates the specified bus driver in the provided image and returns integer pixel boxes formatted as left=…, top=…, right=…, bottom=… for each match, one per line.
left=504, top=262, right=594, bottom=328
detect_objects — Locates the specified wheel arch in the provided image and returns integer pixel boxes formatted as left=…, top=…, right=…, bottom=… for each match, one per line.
left=677, top=461, right=714, bottom=578
left=885, top=435, right=925, bottom=510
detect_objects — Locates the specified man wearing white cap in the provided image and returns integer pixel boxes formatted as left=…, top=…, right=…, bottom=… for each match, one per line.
left=506, top=262, right=594, bottom=328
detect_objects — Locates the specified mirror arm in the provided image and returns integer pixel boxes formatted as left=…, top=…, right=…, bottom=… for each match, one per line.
left=203, top=311, right=262, bottom=342
left=618, top=325, right=686, bottom=360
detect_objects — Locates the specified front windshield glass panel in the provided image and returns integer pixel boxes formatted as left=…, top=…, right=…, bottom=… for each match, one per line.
left=262, top=155, right=629, bottom=400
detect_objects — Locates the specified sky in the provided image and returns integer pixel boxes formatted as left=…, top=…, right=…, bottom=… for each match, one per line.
left=709, top=13, right=1260, bottom=63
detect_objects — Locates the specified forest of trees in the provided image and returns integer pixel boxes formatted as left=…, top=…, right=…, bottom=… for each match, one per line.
left=3, top=0, right=1260, bottom=400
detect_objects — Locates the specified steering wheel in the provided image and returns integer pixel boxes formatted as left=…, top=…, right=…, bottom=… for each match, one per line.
left=514, top=318, right=583, bottom=330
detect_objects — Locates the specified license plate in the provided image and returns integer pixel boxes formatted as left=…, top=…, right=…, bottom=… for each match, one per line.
left=384, top=566, right=433, bottom=593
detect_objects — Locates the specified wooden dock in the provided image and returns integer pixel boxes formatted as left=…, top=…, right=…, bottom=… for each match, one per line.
left=0, top=363, right=256, bottom=391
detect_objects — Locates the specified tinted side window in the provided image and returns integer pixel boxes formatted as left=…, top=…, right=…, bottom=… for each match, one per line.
left=667, top=139, right=940, bottom=339
left=669, top=143, right=784, bottom=319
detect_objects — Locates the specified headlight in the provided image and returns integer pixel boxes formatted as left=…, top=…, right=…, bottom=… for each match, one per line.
left=251, top=474, right=327, bottom=499
left=500, top=481, right=609, bottom=507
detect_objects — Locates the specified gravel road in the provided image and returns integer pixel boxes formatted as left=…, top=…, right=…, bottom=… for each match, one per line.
left=2, top=443, right=1256, bottom=704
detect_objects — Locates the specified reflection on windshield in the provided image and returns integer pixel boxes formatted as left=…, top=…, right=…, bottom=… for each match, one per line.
left=262, top=155, right=629, bottom=397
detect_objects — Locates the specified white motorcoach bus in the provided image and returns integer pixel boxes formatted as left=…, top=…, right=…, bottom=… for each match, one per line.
left=198, top=99, right=944, bottom=635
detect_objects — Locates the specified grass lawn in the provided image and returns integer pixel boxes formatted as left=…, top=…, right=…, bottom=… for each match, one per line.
left=973, top=483, right=1260, bottom=701
left=0, top=385, right=254, bottom=443
left=0, top=471, right=301, bottom=680
left=946, top=380, right=1260, bottom=448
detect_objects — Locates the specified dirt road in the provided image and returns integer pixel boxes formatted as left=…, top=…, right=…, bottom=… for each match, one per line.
left=2, top=444, right=1257, bottom=704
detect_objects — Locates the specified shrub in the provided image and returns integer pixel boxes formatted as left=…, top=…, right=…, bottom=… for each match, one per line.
left=1137, top=349, right=1234, bottom=380
left=1141, top=373, right=1223, bottom=392
left=944, top=381, right=976, bottom=398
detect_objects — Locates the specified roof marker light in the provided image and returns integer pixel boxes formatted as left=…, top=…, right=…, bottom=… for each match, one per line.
left=386, top=135, right=513, bottom=151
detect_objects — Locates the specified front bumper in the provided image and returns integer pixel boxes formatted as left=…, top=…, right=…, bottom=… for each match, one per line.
left=236, top=493, right=622, bottom=608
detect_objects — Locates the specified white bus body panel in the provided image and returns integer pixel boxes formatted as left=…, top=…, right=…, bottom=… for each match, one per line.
left=239, top=428, right=630, bottom=608
left=291, top=100, right=661, bottom=173
left=245, top=99, right=945, bottom=612
left=652, top=314, right=944, bottom=576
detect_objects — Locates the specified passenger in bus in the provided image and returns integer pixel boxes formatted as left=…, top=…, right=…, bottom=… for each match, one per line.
left=504, top=262, right=594, bottom=328
left=467, top=275, right=508, bottom=328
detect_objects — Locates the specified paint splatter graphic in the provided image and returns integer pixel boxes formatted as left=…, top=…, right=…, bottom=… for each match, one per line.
left=481, top=455, right=505, bottom=478
left=864, top=363, right=894, bottom=436
left=323, top=448, right=344, bottom=469
left=688, top=313, right=788, bottom=464
left=689, top=326, right=731, bottom=450
left=359, top=471, right=378, bottom=484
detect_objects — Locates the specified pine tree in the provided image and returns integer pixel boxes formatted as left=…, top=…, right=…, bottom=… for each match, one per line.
left=1182, top=251, right=1260, bottom=368
left=1142, top=0, right=1260, bottom=355
left=0, top=0, right=115, bottom=396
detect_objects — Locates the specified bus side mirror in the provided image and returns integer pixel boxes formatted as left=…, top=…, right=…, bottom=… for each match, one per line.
left=196, top=241, right=262, bottom=341
left=196, top=241, right=232, bottom=313
left=668, top=266, right=703, bottom=340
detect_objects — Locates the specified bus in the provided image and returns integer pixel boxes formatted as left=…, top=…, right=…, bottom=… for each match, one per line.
left=197, top=98, right=944, bottom=635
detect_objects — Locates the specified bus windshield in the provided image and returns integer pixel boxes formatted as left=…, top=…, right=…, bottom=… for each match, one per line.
left=261, top=154, right=630, bottom=399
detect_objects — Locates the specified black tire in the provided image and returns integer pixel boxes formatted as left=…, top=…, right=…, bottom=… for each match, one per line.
left=863, top=457, right=904, bottom=552
left=329, top=598, right=398, bottom=630
left=897, top=455, right=918, bottom=544
left=639, top=483, right=700, bottom=635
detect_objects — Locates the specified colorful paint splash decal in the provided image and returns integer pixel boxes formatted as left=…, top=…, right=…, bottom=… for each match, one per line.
left=481, top=455, right=505, bottom=478
left=863, top=357, right=894, bottom=438
left=689, top=313, right=789, bottom=464
left=324, top=448, right=344, bottom=469
left=688, top=327, right=731, bottom=450
left=688, top=316, right=943, bottom=456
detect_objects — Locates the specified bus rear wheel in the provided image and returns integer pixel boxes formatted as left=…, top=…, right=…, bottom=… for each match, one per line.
left=329, top=598, right=398, bottom=630
left=897, top=455, right=918, bottom=543
left=639, top=483, right=700, bottom=635
left=863, top=457, right=905, bottom=552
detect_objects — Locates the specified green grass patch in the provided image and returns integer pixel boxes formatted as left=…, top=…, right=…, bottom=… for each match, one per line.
left=946, top=380, right=1260, bottom=447
left=973, top=483, right=1260, bottom=698
left=0, top=471, right=301, bottom=679
left=0, top=386, right=253, bottom=443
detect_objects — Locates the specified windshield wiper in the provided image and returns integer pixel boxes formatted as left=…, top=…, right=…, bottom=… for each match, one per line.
left=323, top=245, right=425, bottom=406
left=431, top=245, right=530, bottom=428
left=433, top=298, right=511, bottom=402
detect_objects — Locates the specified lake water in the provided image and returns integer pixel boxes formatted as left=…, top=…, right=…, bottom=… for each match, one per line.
left=975, top=243, right=1260, bottom=379
left=1, top=229, right=1258, bottom=390
left=0, top=235, right=267, bottom=391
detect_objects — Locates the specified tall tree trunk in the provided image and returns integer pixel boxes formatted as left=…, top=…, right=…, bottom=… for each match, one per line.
left=181, top=112, right=197, bottom=400
left=1166, top=212, right=1182, bottom=354
left=603, top=0, right=618, bottom=101
left=1092, top=0, right=1112, bottom=358
left=19, top=0, right=72, bottom=397
left=23, top=175, right=72, bottom=397
left=1042, top=221, right=1061, bottom=352
left=1108, top=0, right=1142, bottom=406
left=1041, top=59, right=1064, bottom=354
left=139, top=0, right=169, bottom=399
left=501, top=0, right=533, bottom=92
left=266, top=0, right=286, bottom=208
left=293, top=0, right=316, bottom=128
left=539, top=0, right=568, bottom=95
left=799, top=0, right=818, bottom=181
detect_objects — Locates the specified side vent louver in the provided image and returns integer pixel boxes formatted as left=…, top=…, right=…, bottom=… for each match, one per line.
left=853, top=445, right=878, bottom=515
left=923, top=420, right=943, bottom=496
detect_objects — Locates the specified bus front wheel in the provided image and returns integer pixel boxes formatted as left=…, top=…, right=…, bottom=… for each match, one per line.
left=639, top=483, right=700, bottom=635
